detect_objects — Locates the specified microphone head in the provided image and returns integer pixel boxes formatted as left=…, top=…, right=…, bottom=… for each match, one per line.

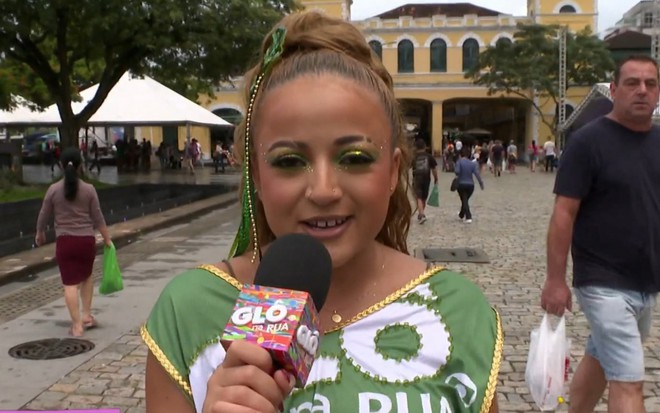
left=254, top=233, right=332, bottom=312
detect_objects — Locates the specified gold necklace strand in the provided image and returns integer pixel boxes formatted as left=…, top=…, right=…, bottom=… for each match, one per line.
left=323, top=266, right=443, bottom=334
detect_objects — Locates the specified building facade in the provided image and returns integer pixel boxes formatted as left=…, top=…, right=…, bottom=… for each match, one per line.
left=205, top=0, right=598, bottom=154
left=609, top=0, right=654, bottom=36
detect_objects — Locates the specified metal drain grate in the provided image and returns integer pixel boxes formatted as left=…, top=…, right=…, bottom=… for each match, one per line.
left=8, top=338, right=95, bottom=360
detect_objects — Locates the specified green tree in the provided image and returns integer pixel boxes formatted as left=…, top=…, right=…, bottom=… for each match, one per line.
left=465, top=24, right=615, bottom=134
left=0, top=0, right=298, bottom=147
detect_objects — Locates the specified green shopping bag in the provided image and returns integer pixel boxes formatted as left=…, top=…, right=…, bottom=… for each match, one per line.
left=99, top=243, right=123, bottom=295
left=427, top=184, right=439, bottom=207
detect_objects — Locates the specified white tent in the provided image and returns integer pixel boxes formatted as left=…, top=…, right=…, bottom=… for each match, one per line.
left=3, top=73, right=231, bottom=127
left=0, top=96, right=45, bottom=126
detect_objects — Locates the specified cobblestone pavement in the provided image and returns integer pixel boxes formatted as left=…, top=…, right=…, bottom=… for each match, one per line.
left=14, top=168, right=660, bottom=412
left=407, top=168, right=660, bottom=412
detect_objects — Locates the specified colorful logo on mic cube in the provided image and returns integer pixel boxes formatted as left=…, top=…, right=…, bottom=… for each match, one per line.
left=222, top=285, right=321, bottom=387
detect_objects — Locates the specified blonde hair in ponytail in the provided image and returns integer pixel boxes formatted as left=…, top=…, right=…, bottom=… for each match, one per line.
left=234, top=11, right=412, bottom=254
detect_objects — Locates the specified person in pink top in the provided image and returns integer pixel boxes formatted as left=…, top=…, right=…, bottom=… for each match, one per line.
left=36, top=147, right=112, bottom=337
left=528, top=140, right=539, bottom=172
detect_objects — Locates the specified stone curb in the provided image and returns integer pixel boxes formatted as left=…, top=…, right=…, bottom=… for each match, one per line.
left=0, top=188, right=239, bottom=286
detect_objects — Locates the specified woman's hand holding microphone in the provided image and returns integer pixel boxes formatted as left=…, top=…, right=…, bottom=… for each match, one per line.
left=203, top=341, right=296, bottom=413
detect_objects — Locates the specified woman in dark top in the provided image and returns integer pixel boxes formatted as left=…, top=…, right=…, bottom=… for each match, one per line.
left=454, top=147, right=485, bottom=223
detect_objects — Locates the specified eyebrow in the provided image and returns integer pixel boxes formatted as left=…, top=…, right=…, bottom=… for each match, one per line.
left=267, top=135, right=373, bottom=151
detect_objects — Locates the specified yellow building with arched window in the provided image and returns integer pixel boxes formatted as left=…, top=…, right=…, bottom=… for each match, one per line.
left=204, top=0, right=598, bottom=154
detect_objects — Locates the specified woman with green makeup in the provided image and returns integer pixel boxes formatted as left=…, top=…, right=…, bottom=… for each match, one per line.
left=143, top=11, right=501, bottom=413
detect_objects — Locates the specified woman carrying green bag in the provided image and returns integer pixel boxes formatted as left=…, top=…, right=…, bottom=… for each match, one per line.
left=100, top=242, right=123, bottom=295
left=36, top=148, right=112, bottom=337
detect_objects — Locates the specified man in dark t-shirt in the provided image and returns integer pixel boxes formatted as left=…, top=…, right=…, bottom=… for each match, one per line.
left=542, top=55, right=660, bottom=413
left=490, top=140, right=504, bottom=177
left=411, top=139, right=438, bottom=224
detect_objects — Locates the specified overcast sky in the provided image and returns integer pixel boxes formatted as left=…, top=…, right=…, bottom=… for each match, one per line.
left=351, top=0, right=638, bottom=34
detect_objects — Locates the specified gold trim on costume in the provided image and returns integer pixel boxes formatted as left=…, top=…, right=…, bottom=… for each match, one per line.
left=140, top=324, right=193, bottom=398
left=324, top=265, right=445, bottom=334
left=198, top=264, right=243, bottom=290
left=480, top=308, right=504, bottom=413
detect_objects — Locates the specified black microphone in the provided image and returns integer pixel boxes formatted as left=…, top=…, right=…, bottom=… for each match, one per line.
left=221, top=233, right=332, bottom=387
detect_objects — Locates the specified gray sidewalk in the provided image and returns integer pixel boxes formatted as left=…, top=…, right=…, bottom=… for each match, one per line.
left=0, top=202, right=241, bottom=411
left=1, top=168, right=659, bottom=412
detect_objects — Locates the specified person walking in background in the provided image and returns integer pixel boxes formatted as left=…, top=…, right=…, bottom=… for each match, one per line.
left=542, top=55, right=660, bottom=413
left=411, top=138, right=438, bottom=224
left=192, top=138, right=203, bottom=169
left=183, top=140, right=195, bottom=175
left=528, top=139, right=539, bottom=172
left=490, top=140, right=504, bottom=177
left=507, top=139, right=518, bottom=173
left=455, top=147, right=484, bottom=223
left=87, top=140, right=101, bottom=174
left=35, top=148, right=112, bottom=337
left=543, top=137, right=556, bottom=172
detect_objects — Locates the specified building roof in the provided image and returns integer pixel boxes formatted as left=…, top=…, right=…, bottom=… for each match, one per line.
left=604, top=29, right=651, bottom=49
left=373, top=2, right=506, bottom=19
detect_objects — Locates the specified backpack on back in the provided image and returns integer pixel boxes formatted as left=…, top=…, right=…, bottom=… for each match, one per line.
left=413, top=153, right=430, bottom=177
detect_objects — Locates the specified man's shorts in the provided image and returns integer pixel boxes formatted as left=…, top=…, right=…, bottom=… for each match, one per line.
left=413, top=177, right=430, bottom=201
left=574, top=285, right=657, bottom=382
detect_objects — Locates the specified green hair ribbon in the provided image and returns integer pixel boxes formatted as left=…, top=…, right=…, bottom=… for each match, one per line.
left=228, top=26, right=287, bottom=261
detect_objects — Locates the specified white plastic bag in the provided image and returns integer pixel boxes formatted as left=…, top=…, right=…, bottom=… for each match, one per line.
left=525, top=313, right=569, bottom=411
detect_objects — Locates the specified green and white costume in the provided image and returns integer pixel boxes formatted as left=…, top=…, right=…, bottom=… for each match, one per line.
left=142, top=265, right=502, bottom=413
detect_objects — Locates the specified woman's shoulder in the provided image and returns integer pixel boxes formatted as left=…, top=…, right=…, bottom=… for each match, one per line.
left=153, top=265, right=243, bottom=308
left=48, top=179, right=64, bottom=190
left=426, top=267, right=492, bottom=307
left=78, top=180, right=97, bottom=192
left=142, top=266, right=243, bottom=384
left=44, top=180, right=63, bottom=198
left=390, top=254, right=492, bottom=313
left=145, top=265, right=244, bottom=337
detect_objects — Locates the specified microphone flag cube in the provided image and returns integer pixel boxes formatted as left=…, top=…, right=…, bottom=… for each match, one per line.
left=222, top=284, right=321, bottom=387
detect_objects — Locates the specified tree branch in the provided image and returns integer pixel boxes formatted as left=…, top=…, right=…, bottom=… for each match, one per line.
left=7, top=38, right=59, bottom=96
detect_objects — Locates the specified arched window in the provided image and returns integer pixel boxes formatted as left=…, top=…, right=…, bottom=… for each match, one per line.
left=430, top=39, right=447, bottom=72
left=496, top=37, right=513, bottom=47
left=559, top=5, right=577, bottom=13
left=462, top=38, right=479, bottom=72
left=398, top=40, right=415, bottom=73
left=369, top=40, right=382, bottom=60
left=213, top=108, right=243, bottom=125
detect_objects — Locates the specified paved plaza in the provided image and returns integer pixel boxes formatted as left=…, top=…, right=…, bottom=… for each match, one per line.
left=1, top=167, right=659, bottom=412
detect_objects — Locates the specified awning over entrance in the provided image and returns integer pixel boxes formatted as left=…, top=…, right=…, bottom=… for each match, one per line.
left=562, top=82, right=660, bottom=135
left=560, top=83, right=612, bottom=134
left=463, top=128, right=492, bottom=136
